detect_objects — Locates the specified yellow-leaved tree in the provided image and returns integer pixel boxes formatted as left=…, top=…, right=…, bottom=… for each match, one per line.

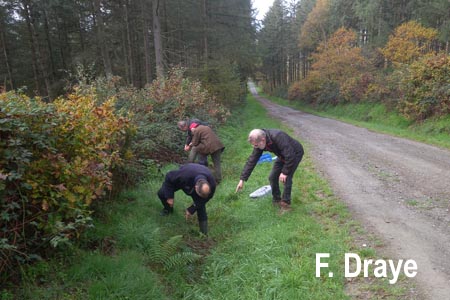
left=290, top=27, right=372, bottom=104
left=380, top=20, right=438, bottom=66
left=299, top=0, right=331, bottom=52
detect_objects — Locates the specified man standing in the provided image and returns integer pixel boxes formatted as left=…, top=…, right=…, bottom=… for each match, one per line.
left=157, top=163, right=216, bottom=235
left=189, top=125, right=224, bottom=183
left=177, top=119, right=208, bottom=166
left=235, top=129, right=304, bottom=212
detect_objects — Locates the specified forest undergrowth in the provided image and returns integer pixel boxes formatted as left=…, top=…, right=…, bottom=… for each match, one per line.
left=9, top=95, right=416, bottom=300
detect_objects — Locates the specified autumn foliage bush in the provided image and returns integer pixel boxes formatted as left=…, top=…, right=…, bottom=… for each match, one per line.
left=290, top=22, right=448, bottom=123
left=377, top=21, right=449, bottom=121
left=380, top=20, right=438, bottom=66
left=0, top=89, right=130, bottom=281
left=398, top=53, right=450, bottom=120
left=0, top=66, right=230, bottom=283
left=289, top=27, right=373, bottom=105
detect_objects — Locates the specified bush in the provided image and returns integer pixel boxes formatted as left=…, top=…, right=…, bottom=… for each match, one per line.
left=0, top=90, right=130, bottom=282
left=380, top=21, right=438, bottom=66
left=398, top=53, right=450, bottom=120
left=81, top=67, right=231, bottom=186
left=122, top=67, right=230, bottom=162
left=289, top=28, right=373, bottom=105
left=340, top=73, right=373, bottom=103
left=0, top=66, right=231, bottom=285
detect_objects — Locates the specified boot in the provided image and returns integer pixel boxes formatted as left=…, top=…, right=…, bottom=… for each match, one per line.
left=279, top=200, right=292, bottom=214
left=199, top=220, right=208, bottom=235
left=160, top=206, right=173, bottom=216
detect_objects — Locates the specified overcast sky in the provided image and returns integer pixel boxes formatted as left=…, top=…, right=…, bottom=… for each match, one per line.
left=253, top=0, right=274, bottom=21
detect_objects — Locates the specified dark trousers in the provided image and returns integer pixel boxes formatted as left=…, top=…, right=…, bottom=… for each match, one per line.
left=188, top=147, right=208, bottom=166
left=187, top=198, right=210, bottom=222
left=210, top=148, right=223, bottom=183
left=157, top=184, right=172, bottom=211
left=268, top=156, right=302, bottom=204
left=190, top=147, right=223, bottom=183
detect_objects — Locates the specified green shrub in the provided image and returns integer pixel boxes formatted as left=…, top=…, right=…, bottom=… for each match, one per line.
left=0, top=90, right=130, bottom=282
left=0, top=66, right=232, bottom=286
left=71, top=67, right=231, bottom=186
left=115, top=67, right=230, bottom=181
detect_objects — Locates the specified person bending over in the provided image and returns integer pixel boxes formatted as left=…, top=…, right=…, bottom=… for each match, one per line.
left=158, top=163, right=216, bottom=235
left=236, top=129, right=304, bottom=212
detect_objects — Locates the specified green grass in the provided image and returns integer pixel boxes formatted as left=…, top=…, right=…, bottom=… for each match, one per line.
left=10, top=95, right=415, bottom=299
left=261, top=93, right=450, bottom=150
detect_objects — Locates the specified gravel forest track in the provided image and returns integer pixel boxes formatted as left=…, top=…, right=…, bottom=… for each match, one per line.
left=249, top=83, right=450, bottom=300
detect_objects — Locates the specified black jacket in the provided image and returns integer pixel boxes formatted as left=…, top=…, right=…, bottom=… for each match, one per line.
left=240, top=129, right=304, bottom=181
left=164, top=163, right=216, bottom=202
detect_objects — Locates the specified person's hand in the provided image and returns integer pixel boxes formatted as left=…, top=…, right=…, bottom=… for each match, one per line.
left=167, top=198, right=174, bottom=207
left=279, top=173, right=287, bottom=184
left=184, top=145, right=190, bottom=151
left=235, top=180, right=244, bottom=192
left=185, top=209, right=192, bottom=221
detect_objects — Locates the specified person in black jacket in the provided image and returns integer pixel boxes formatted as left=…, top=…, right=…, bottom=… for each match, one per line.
left=157, top=163, right=216, bottom=235
left=177, top=119, right=208, bottom=166
left=235, top=129, right=304, bottom=211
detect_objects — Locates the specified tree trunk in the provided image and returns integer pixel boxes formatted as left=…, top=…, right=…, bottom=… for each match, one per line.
left=124, top=0, right=135, bottom=85
left=43, top=10, right=56, bottom=80
left=0, top=25, right=14, bottom=90
left=152, top=0, right=164, bottom=78
left=141, top=0, right=153, bottom=84
left=53, top=6, right=69, bottom=70
left=77, top=6, right=85, bottom=52
left=202, top=0, right=208, bottom=61
left=21, top=0, right=51, bottom=98
left=93, top=0, right=113, bottom=78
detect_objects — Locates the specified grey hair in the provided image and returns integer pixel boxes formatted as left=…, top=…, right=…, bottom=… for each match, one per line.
left=248, top=129, right=265, bottom=143
left=195, top=179, right=211, bottom=198
left=177, top=120, right=188, bottom=129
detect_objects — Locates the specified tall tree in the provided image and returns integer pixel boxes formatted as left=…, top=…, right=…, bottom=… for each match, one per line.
left=153, top=0, right=164, bottom=78
left=140, top=0, right=153, bottom=84
left=0, top=5, right=14, bottom=90
left=299, top=0, right=331, bottom=51
left=93, top=0, right=112, bottom=77
left=20, top=0, right=51, bottom=97
left=0, top=0, right=255, bottom=100
left=294, top=0, right=315, bottom=78
left=410, top=0, right=450, bottom=52
left=353, top=0, right=414, bottom=47
left=258, top=0, right=287, bottom=91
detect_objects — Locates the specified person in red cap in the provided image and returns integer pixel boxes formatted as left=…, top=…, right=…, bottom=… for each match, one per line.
left=177, top=118, right=208, bottom=165
left=189, top=125, right=225, bottom=183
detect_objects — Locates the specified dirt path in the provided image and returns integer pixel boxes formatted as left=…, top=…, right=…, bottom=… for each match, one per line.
left=249, top=83, right=450, bottom=300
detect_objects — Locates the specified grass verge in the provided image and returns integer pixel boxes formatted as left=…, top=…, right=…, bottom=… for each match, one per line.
left=8, top=95, right=418, bottom=299
left=259, top=90, right=450, bottom=150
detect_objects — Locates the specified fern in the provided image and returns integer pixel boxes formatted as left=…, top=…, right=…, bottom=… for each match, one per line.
left=161, top=235, right=183, bottom=255
left=163, top=252, right=202, bottom=271
left=146, top=234, right=201, bottom=270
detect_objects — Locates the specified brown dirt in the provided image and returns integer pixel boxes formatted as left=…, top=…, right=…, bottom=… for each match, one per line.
left=249, top=83, right=450, bottom=300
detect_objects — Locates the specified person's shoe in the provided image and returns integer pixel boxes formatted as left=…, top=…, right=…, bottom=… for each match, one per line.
left=279, top=200, right=292, bottom=214
left=159, top=207, right=173, bottom=216
left=272, top=200, right=281, bottom=207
